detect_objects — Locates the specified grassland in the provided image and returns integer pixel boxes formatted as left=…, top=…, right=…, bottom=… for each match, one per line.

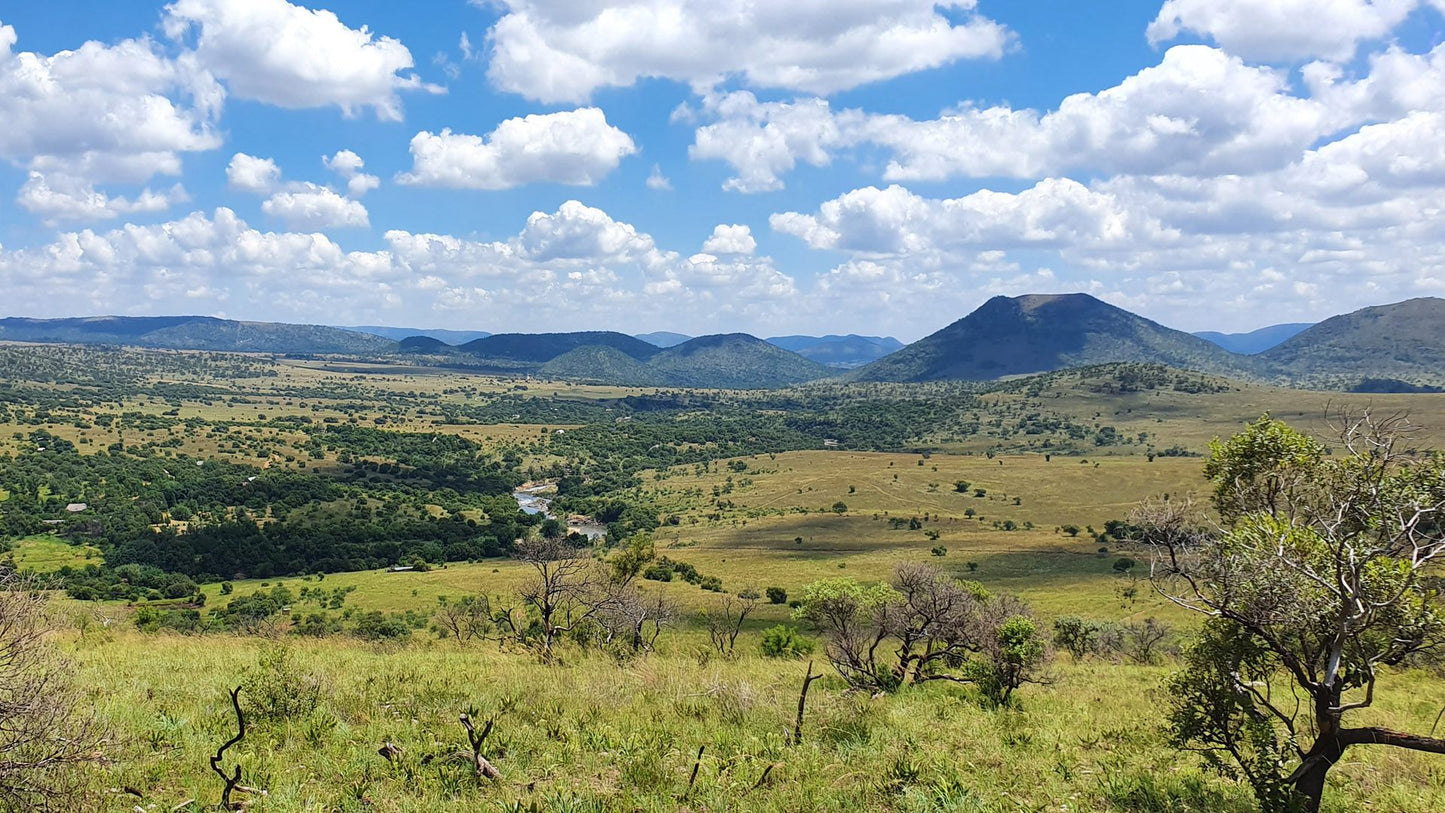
left=5, top=346, right=1445, bottom=810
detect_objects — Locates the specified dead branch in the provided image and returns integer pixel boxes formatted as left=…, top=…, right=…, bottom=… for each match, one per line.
left=459, top=713, right=501, bottom=780
left=791, top=661, right=824, bottom=746
left=210, top=686, right=262, bottom=811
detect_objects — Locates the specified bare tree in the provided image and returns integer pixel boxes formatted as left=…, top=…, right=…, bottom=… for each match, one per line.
left=596, top=585, right=676, bottom=653
left=1145, top=411, right=1445, bottom=812
left=1121, top=617, right=1171, bottom=665
left=704, top=589, right=761, bottom=655
left=431, top=595, right=493, bottom=643
left=514, top=535, right=601, bottom=659
left=0, top=575, right=105, bottom=811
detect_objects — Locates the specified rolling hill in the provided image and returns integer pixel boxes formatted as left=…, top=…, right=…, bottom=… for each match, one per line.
left=1194, top=323, right=1313, bottom=354
left=0, top=316, right=396, bottom=355
left=852, top=293, right=1263, bottom=383
left=1261, top=298, right=1445, bottom=388
left=346, top=325, right=491, bottom=344
left=647, top=334, right=835, bottom=388
left=460, top=331, right=661, bottom=363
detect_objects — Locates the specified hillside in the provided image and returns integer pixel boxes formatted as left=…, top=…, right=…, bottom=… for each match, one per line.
left=647, top=333, right=836, bottom=388
left=460, top=331, right=661, bottom=363
left=0, top=316, right=396, bottom=355
left=1194, top=323, right=1312, bottom=354
left=397, top=336, right=456, bottom=354
left=767, top=334, right=904, bottom=368
left=852, top=294, right=1262, bottom=383
left=539, top=345, right=668, bottom=386
left=1261, top=298, right=1445, bottom=388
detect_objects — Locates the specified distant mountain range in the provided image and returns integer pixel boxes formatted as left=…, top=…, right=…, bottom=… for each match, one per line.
left=1193, top=323, right=1313, bottom=354
left=0, top=315, right=395, bottom=355
left=346, top=325, right=491, bottom=344
left=5, top=296, right=1443, bottom=390
left=401, top=330, right=833, bottom=388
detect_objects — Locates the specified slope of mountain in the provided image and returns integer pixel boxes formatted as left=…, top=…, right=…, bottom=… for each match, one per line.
left=397, top=336, right=456, bottom=354
left=1194, top=323, right=1313, bottom=354
left=347, top=326, right=491, bottom=344
left=768, top=334, right=906, bottom=368
left=540, top=345, right=669, bottom=386
left=647, top=334, right=836, bottom=388
left=0, top=316, right=396, bottom=355
left=1260, top=298, right=1445, bottom=387
left=634, top=331, right=692, bottom=348
left=460, top=331, right=661, bottom=363
left=852, top=293, right=1261, bottom=382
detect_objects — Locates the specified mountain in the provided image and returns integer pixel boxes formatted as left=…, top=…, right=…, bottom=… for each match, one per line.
left=460, top=331, right=661, bottom=363
left=647, top=334, right=835, bottom=388
left=853, top=293, right=1260, bottom=382
left=397, top=335, right=456, bottom=354
left=0, top=316, right=396, bottom=355
left=767, top=334, right=905, bottom=368
left=540, top=345, right=669, bottom=386
left=346, top=325, right=491, bottom=344
left=1194, top=323, right=1313, bottom=354
left=1260, top=298, right=1445, bottom=388
left=634, top=331, right=692, bottom=348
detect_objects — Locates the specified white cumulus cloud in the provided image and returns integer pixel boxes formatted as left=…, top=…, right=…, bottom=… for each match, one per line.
left=261, top=185, right=370, bottom=230
left=483, top=0, right=1010, bottom=103
left=701, top=224, right=756, bottom=255
left=398, top=108, right=637, bottom=189
left=163, top=0, right=437, bottom=120
left=226, top=153, right=281, bottom=194
left=323, top=149, right=380, bottom=197
left=1148, top=0, right=1423, bottom=62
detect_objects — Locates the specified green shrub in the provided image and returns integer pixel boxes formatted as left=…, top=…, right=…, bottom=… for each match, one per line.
left=760, top=625, right=816, bottom=658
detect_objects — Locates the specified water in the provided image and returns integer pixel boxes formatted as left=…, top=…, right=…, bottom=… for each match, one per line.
left=512, top=484, right=606, bottom=538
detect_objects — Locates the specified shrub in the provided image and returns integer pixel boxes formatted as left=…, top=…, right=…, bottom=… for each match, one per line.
left=765, top=586, right=787, bottom=605
left=761, top=624, right=817, bottom=658
left=240, top=645, right=322, bottom=725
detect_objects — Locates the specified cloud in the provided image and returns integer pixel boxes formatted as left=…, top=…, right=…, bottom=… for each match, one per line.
left=398, top=108, right=637, bottom=189
left=1147, top=0, right=1423, bottom=62
left=701, top=224, right=756, bottom=255
left=0, top=17, right=220, bottom=219
left=163, top=0, right=438, bottom=120
left=226, top=153, right=281, bottom=194
left=323, top=149, right=380, bottom=197
left=17, top=172, right=188, bottom=224
left=483, top=0, right=1009, bottom=103
left=646, top=165, right=672, bottom=191
left=261, top=185, right=370, bottom=230
left=689, top=93, right=848, bottom=191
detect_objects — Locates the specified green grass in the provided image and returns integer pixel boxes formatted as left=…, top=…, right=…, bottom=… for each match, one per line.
left=62, top=631, right=1445, bottom=812
left=8, top=533, right=100, bottom=571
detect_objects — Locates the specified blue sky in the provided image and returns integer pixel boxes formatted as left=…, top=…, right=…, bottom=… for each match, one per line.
left=0, top=1, right=1443, bottom=340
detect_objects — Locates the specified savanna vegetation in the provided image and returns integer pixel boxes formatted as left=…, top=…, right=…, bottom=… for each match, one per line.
left=2, top=343, right=1444, bottom=811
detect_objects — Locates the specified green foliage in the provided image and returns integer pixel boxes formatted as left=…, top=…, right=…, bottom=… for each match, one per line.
left=240, top=646, right=323, bottom=726
left=760, top=625, right=816, bottom=658
left=765, top=586, right=787, bottom=605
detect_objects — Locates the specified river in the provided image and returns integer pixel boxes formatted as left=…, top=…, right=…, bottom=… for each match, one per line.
left=512, top=483, right=607, bottom=538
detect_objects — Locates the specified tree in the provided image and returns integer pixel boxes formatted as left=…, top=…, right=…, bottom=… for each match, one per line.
left=0, top=575, right=105, bottom=809
left=1144, top=412, right=1445, bottom=812
left=703, top=589, right=761, bottom=655
left=514, top=535, right=599, bottom=659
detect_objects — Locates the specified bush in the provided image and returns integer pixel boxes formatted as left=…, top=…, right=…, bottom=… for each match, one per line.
left=0, top=576, right=105, bottom=808
left=240, top=645, right=322, bottom=725
left=760, top=625, right=816, bottom=658
left=930, top=545, right=947, bottom=557
left=350, top=610, right=414, bottom=640
left=765, top=586, right=787, bottom=604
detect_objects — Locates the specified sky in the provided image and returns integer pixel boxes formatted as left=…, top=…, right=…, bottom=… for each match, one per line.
left=0, top=1, right=1443, bottom=341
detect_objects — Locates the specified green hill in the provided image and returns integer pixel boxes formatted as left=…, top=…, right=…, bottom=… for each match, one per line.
left=1261, top=297, right=1445, bottom=388
left=539, top=345, right=669, bottom=386
left=0, top=316, right=396, bottom=355
left=852, top=293, right=1263, bottom=382
left=647, top=333, right=835, bottom=388
left=459, top=331, right=661, bottom=363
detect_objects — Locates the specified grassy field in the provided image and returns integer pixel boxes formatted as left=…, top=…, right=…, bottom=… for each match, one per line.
left=7, top=347, right=1445, bottom=809
left=57, top=630, right=1445, bottom=812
